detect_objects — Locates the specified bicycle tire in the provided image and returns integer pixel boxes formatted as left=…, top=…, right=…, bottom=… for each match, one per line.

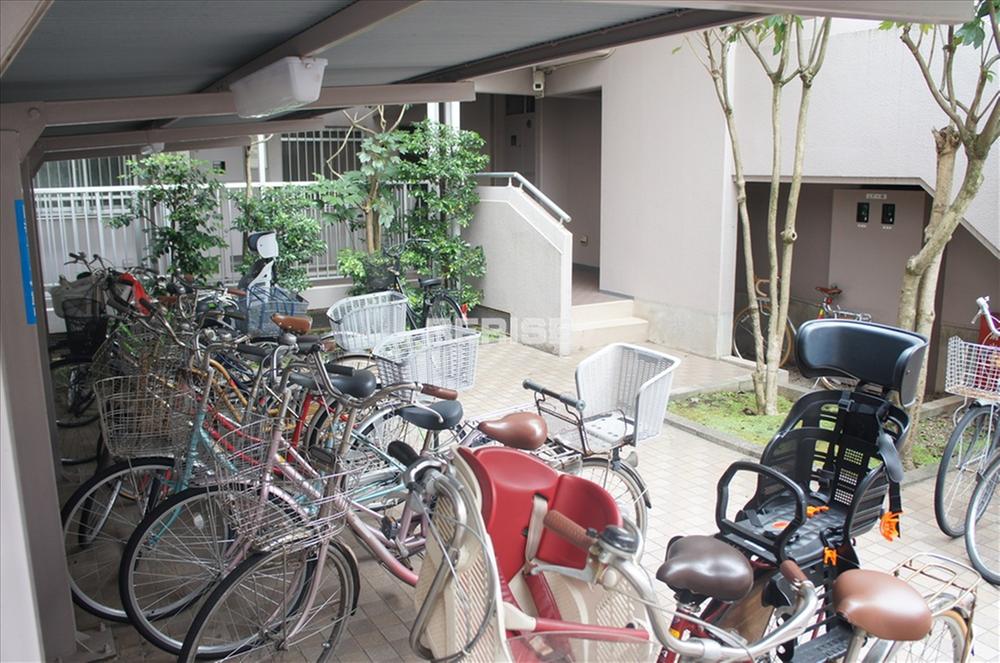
left=732, top=304, right=792, bottom=367
left=178, top=543, right=357, bottom=661
left=965, top=453, right=999, bottom=585
left=577, top=456, right=648, bottom=542
left=934, top=406, right=999, bottom=537
left=880, top=608, right=967, bottom=662
left=119, top=484, right=302, bottom=655
left=50, top=355, right=99, bottom=434
left=426, top=292, right=467, bottom=328
left=61, top=456, right=175, bottom=621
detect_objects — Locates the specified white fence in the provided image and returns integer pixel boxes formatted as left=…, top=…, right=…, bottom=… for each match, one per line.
left=33, top=181, right=414, bottom=290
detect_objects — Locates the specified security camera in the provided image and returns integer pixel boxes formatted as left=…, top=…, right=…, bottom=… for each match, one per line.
left=532, top=70, right=545, bottom=96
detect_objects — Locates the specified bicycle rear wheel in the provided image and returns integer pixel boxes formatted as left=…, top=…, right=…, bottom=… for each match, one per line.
left=881, top=609, right=967, bottom=662
left=426, top=292, right=467, bottom=328
left=577, top=456, right=648, bottom=542
left=178, top=543, right=357, bottom=662
left=934, top=406, right=998, bottom=537
left=965, top=453, right=999, bottom=585
left=732, top=304, right=792, bottom=367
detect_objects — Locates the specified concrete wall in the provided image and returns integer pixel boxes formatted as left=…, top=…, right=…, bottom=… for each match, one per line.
left=733, top=22, right=999, bottom=254
left=537, top=95, right=601, bottom=267
left=544, top=34, right=737, bottom=356
left=466, top=185, right=573, bottom=355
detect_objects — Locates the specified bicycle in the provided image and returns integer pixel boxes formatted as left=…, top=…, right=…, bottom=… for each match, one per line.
left=732, top=277, right=871, bottom=368
left=934, top=295, right=1000, bottom=537
left=964, top=450, right=999, bottom=585
left=368, top=238, right=468, bottom=329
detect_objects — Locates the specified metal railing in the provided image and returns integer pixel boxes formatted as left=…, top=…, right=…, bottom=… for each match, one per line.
left=33, top=181, right=417, bottom=290
left=475, top=172, right=571, bottom=224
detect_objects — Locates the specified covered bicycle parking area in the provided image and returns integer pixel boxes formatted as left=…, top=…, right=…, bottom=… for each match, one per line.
left=0, top=1, right=973, bottom=659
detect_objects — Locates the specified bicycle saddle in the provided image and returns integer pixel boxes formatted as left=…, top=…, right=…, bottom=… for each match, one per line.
left=398, top=400, right=464, bottom=431
left=833, top=570, right=931, bottom=641
left=271, top=313, right=312, bottom=335
left=815, top=286, right=842, bottom=296
left=418, top=276, right=442, bottom=289
left=288, top=369, right=377, bottom=399
left=477, top=412, right=547, bottom=451
left=656, top=535, right=753, bottom=602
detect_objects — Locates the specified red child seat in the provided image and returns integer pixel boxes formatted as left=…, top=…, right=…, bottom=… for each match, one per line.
left=457, top=446, right=622, bottom=584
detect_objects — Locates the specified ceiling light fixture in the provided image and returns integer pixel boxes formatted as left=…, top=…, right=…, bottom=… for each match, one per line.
left=230, top=57, right=328, bottom=119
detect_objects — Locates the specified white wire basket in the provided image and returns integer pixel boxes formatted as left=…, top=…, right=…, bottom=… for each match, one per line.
left=945, top=336, right=1000, bottom=403
left=374, top=325, right=480, bottom=391
left=94, top=371, right=198, bottom=458
left=326, top=291, right=409, bottom=352
left=574, top=343, right=681, bottom=446
left=209, top=416, right=369, bottom=551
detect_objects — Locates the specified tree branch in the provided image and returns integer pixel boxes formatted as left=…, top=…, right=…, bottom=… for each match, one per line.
left=900, top=26, right=966, bottom=128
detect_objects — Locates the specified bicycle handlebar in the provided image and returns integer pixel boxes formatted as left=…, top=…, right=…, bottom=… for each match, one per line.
left=523, top=379, right=585, bottom=411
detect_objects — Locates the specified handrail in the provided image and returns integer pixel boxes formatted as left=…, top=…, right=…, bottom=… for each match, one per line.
left=475, top=171, right=571, bottom=224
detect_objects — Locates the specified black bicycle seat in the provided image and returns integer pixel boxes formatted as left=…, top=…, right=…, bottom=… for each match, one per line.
left=398, top=400, right=463, bottom=431
left=418, top=277, right=442, bottom=289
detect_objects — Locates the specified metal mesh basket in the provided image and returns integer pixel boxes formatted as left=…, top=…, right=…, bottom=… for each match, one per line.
left=90, top=317, right=192, bottom=384
left=945, top=336, right=1000, bottom=403
left=62, top=297, right=109, bottom=356
left=240, top=285, right=308, bottom=337
left=326, top=291, right=408, bottom=352
left=575, top=343, right=681, bottom=445
left=94, top=370, right=198, bottom=458
left=209, top=416, right=369, bottom=551
left=375, top=325, right=480, bottom=391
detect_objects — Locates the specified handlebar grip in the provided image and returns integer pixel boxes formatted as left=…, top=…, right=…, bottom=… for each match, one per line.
left=543, top=510, right=596, bottom=551
left=236, top=343, right=271, bottom=358
left=326, top=363, right=356, bottom=376
left=227, top=288, right=247, bottom=298
left=223, top=309, right=247, bottom=322
left=138, top=297, right=157, bottom=314
left=421, top=384, right=458, bottom=400
left=523, top=379, right=585, bottom=411
left=779, top=560, right=807, bottom=585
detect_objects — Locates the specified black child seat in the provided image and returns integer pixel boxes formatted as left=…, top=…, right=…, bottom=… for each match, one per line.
left=715, top=320, right=926, bottom=568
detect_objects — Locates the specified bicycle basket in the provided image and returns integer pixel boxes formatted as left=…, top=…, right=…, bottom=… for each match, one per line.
left=240, top=285, right=308, bottom=337
left=374, top=325, right=480, bottom=391
left=945, top=336, right=1000, bottom=403
left=209, top=415, right=369, bottom=551
left=89, top=317, right=192, bottom=384
left=325, top=291, right=408, bottom=352
left=62, top=297, right=109, bottom=356
left=94, top=369, right=199, bottom=458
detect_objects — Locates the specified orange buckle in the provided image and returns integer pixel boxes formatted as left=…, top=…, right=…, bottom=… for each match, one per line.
left=806, top=505, right=830, bottom=518
left=880, top=511, right=902, bottom=542
left=823, top=547, right=838, bottom=566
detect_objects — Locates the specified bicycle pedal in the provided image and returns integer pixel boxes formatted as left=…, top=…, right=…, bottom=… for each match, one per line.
left=380, top=515, right=399, bottom=540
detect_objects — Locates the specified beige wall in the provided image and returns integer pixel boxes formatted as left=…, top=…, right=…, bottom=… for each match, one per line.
left=543, top=35, right=737, bottom=355
left=461, top=94, right=496, bottom=171
left=538, top=95, right=601, bottom=268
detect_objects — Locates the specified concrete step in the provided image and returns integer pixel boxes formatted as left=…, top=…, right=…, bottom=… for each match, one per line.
left=570, top=299, right=634, bottom=324
left=571, top=316, right=649, bottom=350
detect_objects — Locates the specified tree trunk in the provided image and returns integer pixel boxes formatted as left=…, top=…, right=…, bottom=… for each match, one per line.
left=763, top=79, right=783, bottom=416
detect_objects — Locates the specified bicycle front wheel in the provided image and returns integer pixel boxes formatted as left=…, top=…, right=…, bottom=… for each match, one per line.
left=178, top=543, right=357, bottom=662
left=732, top=304, right=792, bottom=367
left=119, top=485, right=243, bottom=655
left=934, top=406, right=998, bottom=537
left=50, top=356, right=98, bottom=430
left=426, top=292, right=467, bottom=328
left=965, top=453, right=999, bottom=585
left=61, top=457, right=175, bottom=621
left=881, top=609, right=967, bottom=662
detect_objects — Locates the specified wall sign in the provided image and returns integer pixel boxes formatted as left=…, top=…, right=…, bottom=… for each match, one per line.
left=15, top=200, right=37, bottom=325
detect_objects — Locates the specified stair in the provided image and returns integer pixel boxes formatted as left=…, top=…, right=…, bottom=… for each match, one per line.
left=571, top=299, right=649, bottom=350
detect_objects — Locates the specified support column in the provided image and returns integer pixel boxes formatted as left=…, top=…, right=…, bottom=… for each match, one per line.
left=1, top=124, right=77, bottom=660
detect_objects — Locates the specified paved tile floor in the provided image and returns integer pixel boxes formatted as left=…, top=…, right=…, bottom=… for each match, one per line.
left=62, top=341, right=998, bottom=661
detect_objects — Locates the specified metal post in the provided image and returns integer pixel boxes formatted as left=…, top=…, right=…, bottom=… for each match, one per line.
left=0, top=125, right=78, bottom=660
